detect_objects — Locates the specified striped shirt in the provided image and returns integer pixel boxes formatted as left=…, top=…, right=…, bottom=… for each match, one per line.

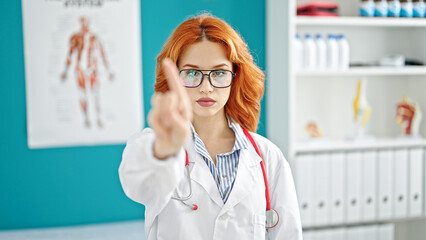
left=190, top=118, right=248, bottom=203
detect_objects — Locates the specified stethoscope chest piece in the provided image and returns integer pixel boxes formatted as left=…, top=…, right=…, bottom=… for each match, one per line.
left=265, top=208, right=279, bottom=229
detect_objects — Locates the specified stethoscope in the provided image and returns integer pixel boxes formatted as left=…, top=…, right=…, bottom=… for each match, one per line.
left=171, top=128, right=279, bottom=229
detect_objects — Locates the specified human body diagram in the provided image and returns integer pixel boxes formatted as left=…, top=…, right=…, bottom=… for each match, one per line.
left=61, top=17, right=114, bottom=128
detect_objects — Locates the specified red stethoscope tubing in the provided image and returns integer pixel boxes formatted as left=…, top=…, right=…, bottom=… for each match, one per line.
left=184, top=128, right=271, bottom=211
left=241, top=128, right=271, bottom=211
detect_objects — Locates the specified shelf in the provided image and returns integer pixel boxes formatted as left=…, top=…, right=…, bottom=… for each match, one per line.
left=303, top=216, right=426, bottom=231
left=294, top=138, right=426, bottom=154
left=296, top=66, right=426, bottom=77
left=296, top=16, right=426, bottom=27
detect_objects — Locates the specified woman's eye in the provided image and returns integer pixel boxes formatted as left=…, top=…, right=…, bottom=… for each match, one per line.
left=188, top=70, right=197, bottom=76
left=214, top=71, right=225, bottom=77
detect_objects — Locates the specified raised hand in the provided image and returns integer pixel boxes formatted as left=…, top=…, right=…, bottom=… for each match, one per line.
left=148, top=58, right=193, bottom=159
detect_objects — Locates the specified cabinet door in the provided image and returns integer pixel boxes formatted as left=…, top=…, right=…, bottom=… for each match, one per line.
left=362, top=151, right=378, bottom=221
left=330, top=152, right=345, bottom=224
left=362, top=225, right=378, bottom=240
left=408, top=148, right=423, bottom=217
left=302, top=231, right=314, bottom=240
left=312, top=229, right=333, bottom=240
left=313, top=153, right=330, bottom=226
left=295, top=154, right=314, bottom=227
left=345, top=151, right=362, bottom=223
left=378, top=150, right=394, bottom=220
left=378, top=224, right=394, bottom=240
left=394, top=149, right=408, bottom=218
left=329, top=228, right=346, bottom=240
left=346, top=226, right=363, bottom=240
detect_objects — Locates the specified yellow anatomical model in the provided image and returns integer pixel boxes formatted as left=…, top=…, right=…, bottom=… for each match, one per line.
left=353, top=79, right=371, bottom=136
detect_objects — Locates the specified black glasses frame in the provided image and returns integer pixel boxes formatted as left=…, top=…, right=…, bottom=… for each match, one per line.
left=179, top=69, right=236, bottom=88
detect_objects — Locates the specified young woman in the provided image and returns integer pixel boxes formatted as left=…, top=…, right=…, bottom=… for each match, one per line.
left=119, top=14, right=302, bottom=240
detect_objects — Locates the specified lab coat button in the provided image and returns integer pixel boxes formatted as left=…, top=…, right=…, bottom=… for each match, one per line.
left=219, top=213, right=228, bottom=220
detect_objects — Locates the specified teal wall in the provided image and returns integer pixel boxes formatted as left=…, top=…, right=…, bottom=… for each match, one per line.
left=0, top=0, right=265, bottom=230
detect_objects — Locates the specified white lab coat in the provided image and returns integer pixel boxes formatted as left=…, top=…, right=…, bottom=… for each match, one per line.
left=119, top=128, right=302, bottom=240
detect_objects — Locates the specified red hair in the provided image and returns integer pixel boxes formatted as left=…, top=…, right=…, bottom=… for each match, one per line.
left=155, top=14, right=265, bottom=132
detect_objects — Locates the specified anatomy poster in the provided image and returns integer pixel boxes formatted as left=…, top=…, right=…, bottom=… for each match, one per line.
left=22, top=0, right=143, bottom=148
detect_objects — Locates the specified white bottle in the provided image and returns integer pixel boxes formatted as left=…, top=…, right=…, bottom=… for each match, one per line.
left=413, top=0, right=425, bottom=17
left=294, top=34, right=304, bottom=71
left=337, top=34, right=350, bottom=70
left=315, top=34, right=327, bottom=70
left=360, top=0, right=375, bottom=16
left=327, top=34, right=339, bottom=70
left=303, top=34, right=317, bottom=70
left=400, top=0, right=413, bottom=17
left=387, top=0, right=401, bottom=17
left=374, top=0, right=389, bottom=17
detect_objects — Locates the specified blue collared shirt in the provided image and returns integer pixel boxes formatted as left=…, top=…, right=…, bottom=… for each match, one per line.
left=190, top=118, right=248, bottom=203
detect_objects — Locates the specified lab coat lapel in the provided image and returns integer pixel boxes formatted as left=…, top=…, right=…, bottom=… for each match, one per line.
left=185, top=139, right=224, bottom=208
left=221, top=146, right=262, bottom=213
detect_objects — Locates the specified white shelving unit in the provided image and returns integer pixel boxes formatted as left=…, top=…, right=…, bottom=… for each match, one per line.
left=297, top=66, right=426, bottom=77
left=296, top=16, right=426, bottom=27
left=294, top=138, right=426, bottom=154
left=267, top=0, right=426, bottom=239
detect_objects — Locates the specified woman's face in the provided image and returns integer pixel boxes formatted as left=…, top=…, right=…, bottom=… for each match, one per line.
left=178, top=40, right=233, bottom=119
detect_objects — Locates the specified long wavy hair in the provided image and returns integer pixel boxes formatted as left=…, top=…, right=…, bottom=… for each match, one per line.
left=154, top=14, right=265, bottom=132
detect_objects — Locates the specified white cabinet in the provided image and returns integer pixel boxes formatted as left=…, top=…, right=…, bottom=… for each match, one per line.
left=266, top=0, right=426, bottom=239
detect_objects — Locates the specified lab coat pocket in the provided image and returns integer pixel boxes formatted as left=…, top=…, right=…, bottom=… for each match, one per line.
left=253, top=213, right=266, bottom=240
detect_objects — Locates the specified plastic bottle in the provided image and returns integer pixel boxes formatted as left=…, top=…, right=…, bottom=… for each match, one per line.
left=387, top=0, right=402, bottom=17
left=303, top=34, right=317, bottom=70
left=327, top=34, right=339, bottom=70
left=400, top=0, right=414, bottom=17
left=360, top=0, right=375, bottom=16
left=315, top=34, right=327, bottom=70
left=337, top=34, right=350, bottom=70
left=413, top=0, right=425, bottom=17
left=294, top=34, right=304, bottom=71
left=375, top=0, right=389, bottom=17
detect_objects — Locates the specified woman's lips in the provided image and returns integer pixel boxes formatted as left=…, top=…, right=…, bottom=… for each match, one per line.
left=196, top=98, right=216, bottom=107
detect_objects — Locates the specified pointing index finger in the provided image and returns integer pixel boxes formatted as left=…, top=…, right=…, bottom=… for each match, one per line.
left=162, top=58, right=185, bottom=99
left=162, top=58, right=193, bottom=121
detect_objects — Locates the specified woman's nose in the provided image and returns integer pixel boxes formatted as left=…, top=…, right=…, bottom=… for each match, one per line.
left=199, top=75, right=214, bottom=93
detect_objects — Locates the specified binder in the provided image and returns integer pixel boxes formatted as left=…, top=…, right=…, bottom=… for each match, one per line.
left=409, top=148, right=423, bottom=217
left=330, top=152, right=345, bottom=224
left=329, top=228, right=346, bottom=240
left=362, top=150, right=377, bottom=221
left=312, top=229, right=332, bottom=240
left=346, top=226, right=363, bottom=240
left=295, top=154, right=314, bottom=227
left=303, top=231, right=314, bottom=240
left=393, top=149, right=408, bottom=218
left=362, top=225, right=378, bottom=240
left=378, top=150, right=394, bottom=220
left=313, top=153, right=330, bottom=226
left=345, top=151, right=362, bottom=223
left=378, top=224, right=394, bottom=240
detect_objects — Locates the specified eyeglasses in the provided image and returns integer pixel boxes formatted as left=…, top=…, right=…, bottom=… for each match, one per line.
left=179, top=69, right=236, bottom=88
